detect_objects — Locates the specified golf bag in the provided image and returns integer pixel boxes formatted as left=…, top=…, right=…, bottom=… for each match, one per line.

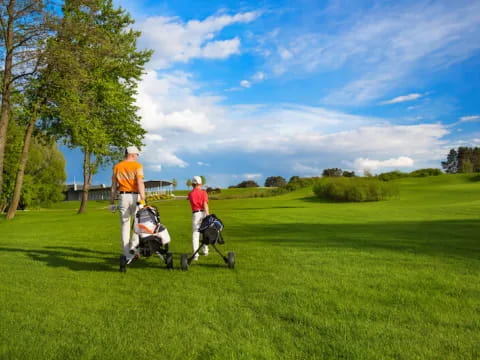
left=120, top=204, right=173, bottom=272
left=180, top=213, right=233, bottom=270
left=134, top=205, right=171, bottom=245
left=198, top=214, right=224, bottom=245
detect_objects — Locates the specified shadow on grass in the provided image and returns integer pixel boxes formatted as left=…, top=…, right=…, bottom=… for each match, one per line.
left=233, top=206, right=307, bottom=211
left=228, top=219, right=480, bottom=260
left=469, top=174, right=480, bottom=182
left=0, top=246, right=173, bottom=272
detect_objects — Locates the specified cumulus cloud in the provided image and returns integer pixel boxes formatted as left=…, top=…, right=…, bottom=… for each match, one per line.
left=352, top=156, right=414, bottom=172
left=138, top=11, right=260, bottom=68
left=240, top=80, right=251, bottom=88
left=135, top=66, right=451, bottom=174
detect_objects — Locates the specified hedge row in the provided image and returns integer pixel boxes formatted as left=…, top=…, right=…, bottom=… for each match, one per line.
left=146, top=193, right=174, bottom=202
left=313, top=177, right=398, bottom=202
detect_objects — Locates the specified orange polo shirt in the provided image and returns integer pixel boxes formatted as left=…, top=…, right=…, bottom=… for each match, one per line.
left=113, top=160, right=144, bottom=192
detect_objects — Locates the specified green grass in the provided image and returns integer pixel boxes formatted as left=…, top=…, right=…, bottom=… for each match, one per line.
left=0, top=174, right=479, bottom=359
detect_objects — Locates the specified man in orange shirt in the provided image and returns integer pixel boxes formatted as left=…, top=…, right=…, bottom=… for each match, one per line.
left=110, top=146, right=146, bottom=260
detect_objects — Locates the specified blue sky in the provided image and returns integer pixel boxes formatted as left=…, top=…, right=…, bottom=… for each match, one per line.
left=63, top=0, right=480, bottom=188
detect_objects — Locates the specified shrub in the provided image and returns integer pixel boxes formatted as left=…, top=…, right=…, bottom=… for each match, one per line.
left=264, top=176, right=287, bottom=187
left=235, top=180, right=259, bottom=188
left=377, top=170, right=408, bottom=181
left=206, top=187, right=221, bottom=194
left=285, top=176, right=319, bottom=191
left=322, top=168, right=343, bottom=177
left=409, top=168, right=443, bottom=177
left=313, top=177, right=398, bottom=202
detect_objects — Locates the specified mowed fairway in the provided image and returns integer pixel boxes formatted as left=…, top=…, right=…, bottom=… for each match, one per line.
left=0, top=175, right=479, bottom=359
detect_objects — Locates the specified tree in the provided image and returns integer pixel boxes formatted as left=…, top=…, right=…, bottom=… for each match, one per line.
left=441, top=147, right=480, bottom=174
left=42, top=0, right=152, bottom=214
left=171, top=178, right=177, bottom=190
left=3, top=113, right=65, bottom=212
left=186, top=179, right=192, bottom=187
left=322, top=168, right=342, bottom=177
left=236, top=180, right=259, bottom=188
left=0, top=0, right=52, bottom=203
left=342, top=170, right=355, bottom=177
left=288, top=175, right=300, bottom=183
left=264, top=176, right=286, bottom=187
left=200, top=175, right=206, bottom=186
left=441, top=148, right=458, bottom=174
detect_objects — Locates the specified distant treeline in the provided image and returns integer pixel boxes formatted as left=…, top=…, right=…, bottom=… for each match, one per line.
left=442, top=147, right=480, bottom=174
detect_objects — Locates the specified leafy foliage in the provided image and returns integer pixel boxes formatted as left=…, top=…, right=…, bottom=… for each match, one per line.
left=377, top=168, right=443, bottom=181
left=409, top=168, right=443, bottom=177
left=264, top=176, right=287, bottom=187
left=3, top=118, right=65, bottom=209
left=322, top=168, right=343, bottom=177
left=377, top=170, right=409, bottom=181
left=313, top=177, right=399, bottom=202
left=442, top=147, right=480, bottom=173
left=42, top=0, right=152, bottom=212
left=232, top=180, right=259, bottom=188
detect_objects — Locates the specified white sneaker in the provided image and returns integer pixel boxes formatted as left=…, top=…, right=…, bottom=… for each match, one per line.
left=200, top=245, right=209, bottom=256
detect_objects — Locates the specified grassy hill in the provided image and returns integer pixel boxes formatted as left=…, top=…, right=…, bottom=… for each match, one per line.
left=0, top=174, right=478, bottom=359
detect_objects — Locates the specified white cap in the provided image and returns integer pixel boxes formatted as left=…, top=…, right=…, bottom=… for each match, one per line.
left=126, top=146, right=140, bottom=155
left=192, top=176, right=202, bottom=185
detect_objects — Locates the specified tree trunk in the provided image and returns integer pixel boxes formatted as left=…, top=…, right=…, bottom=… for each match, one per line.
left=78, top=150, right=93, bottom=214
left=0, top=0, right=16, bottom=199
left=5, top=104, right=38, bottom=220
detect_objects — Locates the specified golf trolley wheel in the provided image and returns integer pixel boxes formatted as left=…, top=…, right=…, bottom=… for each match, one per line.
left=180, top=254, right=189, bottom=271
left=166, top=252, right=173, bottom=269
left=227, top=252, right=235, bottom=269
left=119, top=255, right=127, bottom=273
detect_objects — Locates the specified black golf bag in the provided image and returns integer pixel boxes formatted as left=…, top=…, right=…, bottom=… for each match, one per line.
left=198, top=214, right=224, bottom=245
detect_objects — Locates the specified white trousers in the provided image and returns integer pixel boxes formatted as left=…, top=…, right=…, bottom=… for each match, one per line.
left=118, top=193, right=139, bottom=258
left=192, top=211, right=208, bottom=255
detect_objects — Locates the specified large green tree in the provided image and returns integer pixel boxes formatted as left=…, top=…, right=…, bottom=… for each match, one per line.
left=264, top=176, right=287, bottom=187
left=43, top=0, right=152, bottom=213
left=442, top=147, right=480, bottom=174
left=0, top=0, right=51, bottom=204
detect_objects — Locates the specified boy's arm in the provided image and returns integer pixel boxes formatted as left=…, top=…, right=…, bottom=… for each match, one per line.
left=204, top=191, right=209, bottom=215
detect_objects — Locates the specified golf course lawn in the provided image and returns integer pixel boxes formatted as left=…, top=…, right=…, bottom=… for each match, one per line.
left=0, top=174, right=479, bottom=359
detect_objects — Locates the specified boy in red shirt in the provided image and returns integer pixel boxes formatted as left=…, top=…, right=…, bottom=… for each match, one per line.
left=187, top=176, right=209, bottom=260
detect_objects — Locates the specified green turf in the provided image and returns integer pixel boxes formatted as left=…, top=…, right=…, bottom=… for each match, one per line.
left=0, top=174, right=479, bottom=359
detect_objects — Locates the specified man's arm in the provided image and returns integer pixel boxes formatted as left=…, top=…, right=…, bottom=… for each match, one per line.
left=110, top=176, right=117, bottom=204
left=137, top=176, right=145, bottom=201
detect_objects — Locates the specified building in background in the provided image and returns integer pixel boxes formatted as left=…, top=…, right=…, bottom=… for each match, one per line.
left=64, top=180, right=173, bottom=201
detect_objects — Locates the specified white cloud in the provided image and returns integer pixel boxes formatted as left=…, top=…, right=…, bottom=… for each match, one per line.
left=252, top=72, right=265, bottom=81
left=459, top=115, right=480, bottom=122
left=239, top=72, right=266, bottom=90
left=134, top=66, right=450, bottom=176
left=259, top=1, right=480, bottom=104
left=381, top=93, right=423, bottom=105
left=352, top=156, right=414, bottom=172
left=244, top=173, right=262, bottom=180
left=240, top=80, right=251, bottom=88
left=138, top=11, right=260, bottom=68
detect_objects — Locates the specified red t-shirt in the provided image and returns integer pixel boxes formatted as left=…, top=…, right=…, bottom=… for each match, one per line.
left=188, top=188, right=208, bottom=211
